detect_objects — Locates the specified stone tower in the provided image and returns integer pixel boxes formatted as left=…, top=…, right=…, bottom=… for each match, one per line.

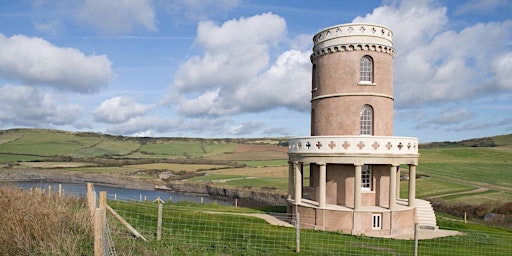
left=287, top=23, right=428, bottom=237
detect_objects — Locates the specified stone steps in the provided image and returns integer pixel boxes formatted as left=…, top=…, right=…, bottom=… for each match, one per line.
left=396, top=198, right=438, bottom=228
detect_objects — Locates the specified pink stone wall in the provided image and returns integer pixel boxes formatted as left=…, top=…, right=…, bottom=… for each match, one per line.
left=311, top=50, right=394, bottom=136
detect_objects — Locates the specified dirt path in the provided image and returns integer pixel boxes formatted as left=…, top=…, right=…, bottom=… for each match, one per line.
left=427, top=187, right=490, bottom=199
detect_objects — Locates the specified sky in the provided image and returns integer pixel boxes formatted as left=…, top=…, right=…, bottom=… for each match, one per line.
left=0, top=0, right=511, bottom=142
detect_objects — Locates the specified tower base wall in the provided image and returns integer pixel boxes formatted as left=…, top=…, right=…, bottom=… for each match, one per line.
left=290, top=202, right=416, bottom=238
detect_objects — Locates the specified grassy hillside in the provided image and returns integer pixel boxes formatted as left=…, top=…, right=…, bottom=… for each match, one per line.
left=1, top=128, right=511, bottom=205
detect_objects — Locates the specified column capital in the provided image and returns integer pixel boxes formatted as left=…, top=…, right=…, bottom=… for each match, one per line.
left=317, top=162, right=326, bottom=166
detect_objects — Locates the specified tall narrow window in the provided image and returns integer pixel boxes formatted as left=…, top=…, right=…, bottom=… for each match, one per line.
left=312, top=64, right=318, bottom=91
left=360, top=105, right=373, bottom=135
left=360, top=56, right=373, bottom=83
left=362, top=164, right=372, bottom=190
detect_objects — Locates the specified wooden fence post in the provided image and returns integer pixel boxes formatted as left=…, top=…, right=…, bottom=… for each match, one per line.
left=99, top=191, right=107, bottom=209
left=94, top=207, right=106, bottom=256
left=58, top=184, right=62, bottom=197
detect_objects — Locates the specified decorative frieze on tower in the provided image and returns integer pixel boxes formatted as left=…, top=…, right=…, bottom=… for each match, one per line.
left=287, top=23, right=425, bottom=238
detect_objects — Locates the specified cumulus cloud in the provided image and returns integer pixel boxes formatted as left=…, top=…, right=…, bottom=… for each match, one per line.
left=77, top=0, right=156, bottom=35
left=353, top=0, right=512, bottom=108
left=93, top=97, right=155, bottom=124
left=414, top=108, right=474, bottom=129
left=169, top=13, right=311, bottom=117
left=104, top=116, right=179, bottom=136
left=0, top=34, right=113, bottom=93
left=0, top=84, right=83, bottom=127
left=226, top=121, right=265, bottom=136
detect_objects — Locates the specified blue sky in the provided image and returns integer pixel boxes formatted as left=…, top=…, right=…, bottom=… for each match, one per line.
left=0, top=0, right=511, bottom=142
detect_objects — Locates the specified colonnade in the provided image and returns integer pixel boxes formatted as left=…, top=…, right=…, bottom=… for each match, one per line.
left=288, top=162, right=417, bottom=209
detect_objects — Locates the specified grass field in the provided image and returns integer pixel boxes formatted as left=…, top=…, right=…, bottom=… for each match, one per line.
left=0, top=128, right=511, bottom=205
left=106, top=200, right=512, bottom=255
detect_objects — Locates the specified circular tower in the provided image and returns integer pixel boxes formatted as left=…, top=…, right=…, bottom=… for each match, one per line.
left=310, top=23, right=395, bottom=136
left=287, top=23, right=426, bottom=238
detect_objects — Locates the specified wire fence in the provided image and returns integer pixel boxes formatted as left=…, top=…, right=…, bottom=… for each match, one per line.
left=104, top=193, right=512, bottom=256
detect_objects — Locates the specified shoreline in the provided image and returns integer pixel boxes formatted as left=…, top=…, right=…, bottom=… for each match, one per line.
left=0, top=168, right=283, bottom=208
left=0, top=168, right=162, bottom=191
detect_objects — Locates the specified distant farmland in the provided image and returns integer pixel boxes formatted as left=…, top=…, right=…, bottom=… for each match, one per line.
left=0, top=128, right=511, bottom=205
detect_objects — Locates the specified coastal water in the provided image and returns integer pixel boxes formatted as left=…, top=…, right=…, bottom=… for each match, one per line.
left=7, top=181, right=230, bottom=205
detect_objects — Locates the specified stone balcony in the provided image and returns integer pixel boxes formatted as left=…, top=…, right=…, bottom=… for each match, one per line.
left=288, top=136, right=418, bottom=156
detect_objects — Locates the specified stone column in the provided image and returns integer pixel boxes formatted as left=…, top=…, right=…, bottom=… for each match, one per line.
left=389, top=165, right=398, bottom=210
left=408, top=164, right=416, bottom=207
left=288, top=161, right=294, bottom=199
left=354, top=164, right=362, bottom=210
left=318, top=163, right=326, bottom=208
left=294, top=162, right=302, bottom=204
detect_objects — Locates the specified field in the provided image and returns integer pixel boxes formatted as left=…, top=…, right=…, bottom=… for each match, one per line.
left=1, top=129, right=512, bottom=255
left=1, top=128, right=512, bottom=206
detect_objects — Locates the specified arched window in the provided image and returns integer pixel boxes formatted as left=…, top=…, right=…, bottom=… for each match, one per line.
left=360, top=105, right=373, bottom=135
left=360, top=56, right=373, bottom=83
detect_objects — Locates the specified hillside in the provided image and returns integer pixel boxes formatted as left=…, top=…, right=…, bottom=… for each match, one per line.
left=0, top=128, right=288, bottom=162
left=1, top=128, right=511, bottom=207
left=421, top=134, right=512, bottom=148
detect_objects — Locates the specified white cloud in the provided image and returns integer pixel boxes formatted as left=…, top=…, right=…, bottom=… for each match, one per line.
left=77, top=0, right=156, bottom=35
left=173, top=13, right=286, bottom=94
left=0, top=34, right=113, bottom=93
left=227, top=121, right=264, bottom=136
left=0, top=84, right=83, bottom=127
left=93, top=97, right=155, bottom=124
left=104, top=116, right=179, bottom=136
left=233, top=50, right=311, bottom=112
left=492, top=52, right=512, bottom=89
left=430, top=109, right=474, bottom=125
left=169, top=13, right=311, bottom=117
left=353, top=0, right=512, bottom=108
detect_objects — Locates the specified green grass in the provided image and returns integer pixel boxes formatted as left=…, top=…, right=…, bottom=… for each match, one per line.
left=227, top=177, right=288, bottom=190
left=239, top=160, right=288, bottom=167
left=441, top=190, right=512, bottom=205
left=189, top=174, right=245, bottom=181
left=0, top=129, right=100, bottom=157
left=0, top=154, right=46, bottom=162
left=107, top=200, right=512, bottom=255
left=138, top=142, right=237, bottom=158
left=400, top=178, right=475, bottom=199
left=71, top=140, right=140, bottom=157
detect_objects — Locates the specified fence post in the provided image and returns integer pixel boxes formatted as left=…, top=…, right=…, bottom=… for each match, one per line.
left=295, top=212, right=300, bottom=253
left=48, top=185, right=52, bottom=197
left=414, top=223, right=419, bottom=256
left=58, top=184, right=62, bottom=197
left=94, top=207, right=106, bottom=256
left=157, top=202, right=163, bottom=241
left=99, top=191, right=107, bottom=209
left=87, top=183, right=96, bottom=227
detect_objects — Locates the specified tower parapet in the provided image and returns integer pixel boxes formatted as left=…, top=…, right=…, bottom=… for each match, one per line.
left=311, top=23, right=395, bottom=61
